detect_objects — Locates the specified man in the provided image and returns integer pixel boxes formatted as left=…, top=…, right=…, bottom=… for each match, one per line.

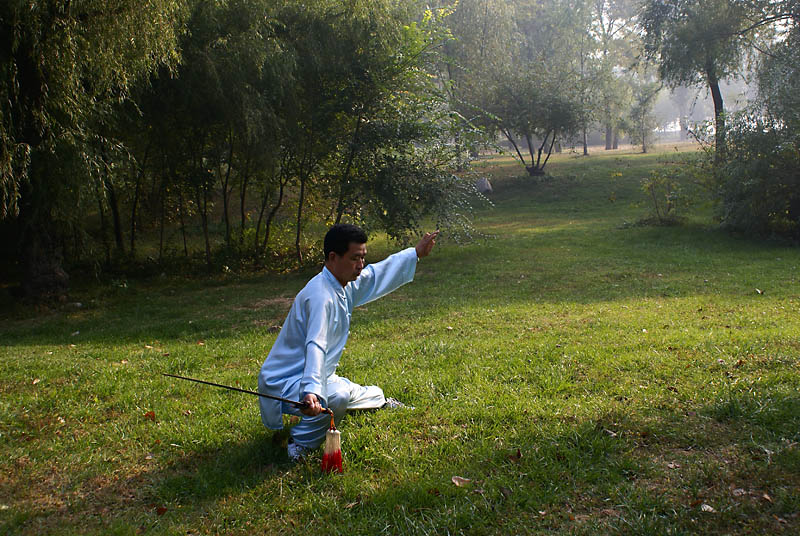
left=258, top=224, right=438, bottom=460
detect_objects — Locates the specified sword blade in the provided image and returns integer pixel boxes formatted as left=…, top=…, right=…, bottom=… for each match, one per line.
left=162, top=372, right=307, bottom=408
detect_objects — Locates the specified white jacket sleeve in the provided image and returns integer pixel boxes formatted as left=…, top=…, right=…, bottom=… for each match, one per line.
left=350, top=247, right=418, bottom=308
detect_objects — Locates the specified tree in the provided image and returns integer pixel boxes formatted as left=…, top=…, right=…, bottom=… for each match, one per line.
left=628, top=76, right=662, bottom=153
left=710, top=2, right=800, bottom=238
left=639, top=0, right=756, bottom=158
left=592, top=0, right=639, bottom=150
left=0, top=1, right=186, bottom=297
left=484, top=0, right=588, bottom=175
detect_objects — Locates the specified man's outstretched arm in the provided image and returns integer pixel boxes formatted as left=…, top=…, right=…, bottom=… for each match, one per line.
left=350, top=230, right=439, bottom=307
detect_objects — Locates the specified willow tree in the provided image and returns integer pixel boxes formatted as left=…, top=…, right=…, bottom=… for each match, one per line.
left=639, top=0, right=756, bottom=158
left=0, top=1, right=186, bottom=298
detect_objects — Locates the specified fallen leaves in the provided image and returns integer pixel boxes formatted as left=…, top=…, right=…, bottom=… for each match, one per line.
left=507, top=448, right=522, bottom=463
left=146, top=503, right=167, bottom=516
left=344, top=495, right=362, bottom=509
left=451, top=476, right=471, bottom=487
left=143, top=411, right=156, bottom=422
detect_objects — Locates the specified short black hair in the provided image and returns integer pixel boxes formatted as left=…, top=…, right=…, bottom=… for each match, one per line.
left=324, top=224, right=367, bottom=259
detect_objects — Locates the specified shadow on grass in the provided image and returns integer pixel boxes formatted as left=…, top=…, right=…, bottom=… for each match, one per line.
left=4, top=389, right=799, bottom=535
left=1, top=430, right=290, bottom=535
left=2, top=220, right=797, bottom=350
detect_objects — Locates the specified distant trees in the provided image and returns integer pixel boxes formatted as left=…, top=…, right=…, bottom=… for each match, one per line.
left=593, top=0, right=639, bottom=151
left=442, top=0, right=589, bottom=175
left=639, top=0, right=758, bottom=157
left=628, top=76, right=662, bottom=153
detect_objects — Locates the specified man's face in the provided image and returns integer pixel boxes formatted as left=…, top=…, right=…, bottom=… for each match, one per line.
left=327, top=242, right=366, bottom=285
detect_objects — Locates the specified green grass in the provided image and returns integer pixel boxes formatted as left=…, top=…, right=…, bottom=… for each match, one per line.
left=2, top=145, right=799, bottom=535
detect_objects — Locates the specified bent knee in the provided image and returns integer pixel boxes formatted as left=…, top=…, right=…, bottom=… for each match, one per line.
left=326, top=390, right=349, bottom=415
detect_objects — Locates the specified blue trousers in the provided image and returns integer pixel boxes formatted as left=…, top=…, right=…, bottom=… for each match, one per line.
left=283, top=375, right=385, bottom=448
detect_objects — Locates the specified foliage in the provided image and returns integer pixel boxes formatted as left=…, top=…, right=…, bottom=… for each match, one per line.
left=639, top=0, right=762, bottom=157
left=756, top=20, right=800, bottom=131
left=0, top=0, right=186, bottom=218
left=483, top=0, right=590, bottom=175
left=593, top=0, right=639, bottom=150
left=0, top=0, right=187, bottom=296
left=639, top=0, right=752, bottom=89
left=704, top=4, right=800, bottom=239
left=0, top=0, right=492, bottom=295
left=639, top=167, right=690, bottom=225
left=712, top=113, right=800, bottom=239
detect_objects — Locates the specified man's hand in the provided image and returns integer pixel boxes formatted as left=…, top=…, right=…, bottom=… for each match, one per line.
left=300, top=393, right=322, bottom=416
left=415, top=230, right=439, bottom=259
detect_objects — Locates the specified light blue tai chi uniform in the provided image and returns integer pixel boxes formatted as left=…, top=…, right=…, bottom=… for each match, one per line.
left=258, top=247, right=418, bottom=448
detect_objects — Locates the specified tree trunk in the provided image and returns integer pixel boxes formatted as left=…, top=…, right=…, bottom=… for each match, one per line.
left=582, top=128, right=588, bottom=156
left=612, top=129, right=619, bottom=149
left=158, top=180, right=166, bottom=263
left=260, top=176, right=285, bottom=257
left=103, top=172, right=125, bottom=257
left=178, top=187, right=188, bottom=257
left=220, top=127, right=234, bottom=248
left=96, top=181, right=112, bottom=267
left=335, top=116, right=362, bottom=224
left=641, top=120, right=648, bottom=153
left=707, top=69, right=726, bottom=161
left=15, top=167, right=70, bottom=299
left=239, top=152, right=251, bottom=247
left=540, top=131, right=558, bottom=171
left=295, top=174, right=306, bottom=264
left=605, top=124, right=613, bottom=150
left=20, top=220, right=69, bottom=299
left=501, top=128, right=528, bottom=169
left=129, top=144, right=149, bottom=257
left=197, top=186, right=212, bottom=267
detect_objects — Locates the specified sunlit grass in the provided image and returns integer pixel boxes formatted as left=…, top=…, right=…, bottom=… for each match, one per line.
left=2, top=144, right=798, bottom=535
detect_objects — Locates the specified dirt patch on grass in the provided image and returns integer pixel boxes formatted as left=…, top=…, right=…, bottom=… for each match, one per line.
left=233, top=296, right=294, bottom=312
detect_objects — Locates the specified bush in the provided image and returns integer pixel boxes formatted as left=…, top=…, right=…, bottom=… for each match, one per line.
left=714, top=115, right=800, bottom=240
left=639, top=167, right=691, bottom=226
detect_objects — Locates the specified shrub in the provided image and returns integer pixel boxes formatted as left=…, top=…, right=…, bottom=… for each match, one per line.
left=713, top=114, right=800, bottom=240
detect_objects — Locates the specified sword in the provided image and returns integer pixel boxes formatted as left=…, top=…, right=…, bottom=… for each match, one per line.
left=161, top=373, right=332, bottom=419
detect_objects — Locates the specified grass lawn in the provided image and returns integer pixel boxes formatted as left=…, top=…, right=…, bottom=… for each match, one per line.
left=2, top=145, right=799, bottom=535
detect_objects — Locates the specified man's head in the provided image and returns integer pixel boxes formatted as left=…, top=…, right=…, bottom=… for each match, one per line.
left=324, top=224, right=368, bottom=286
